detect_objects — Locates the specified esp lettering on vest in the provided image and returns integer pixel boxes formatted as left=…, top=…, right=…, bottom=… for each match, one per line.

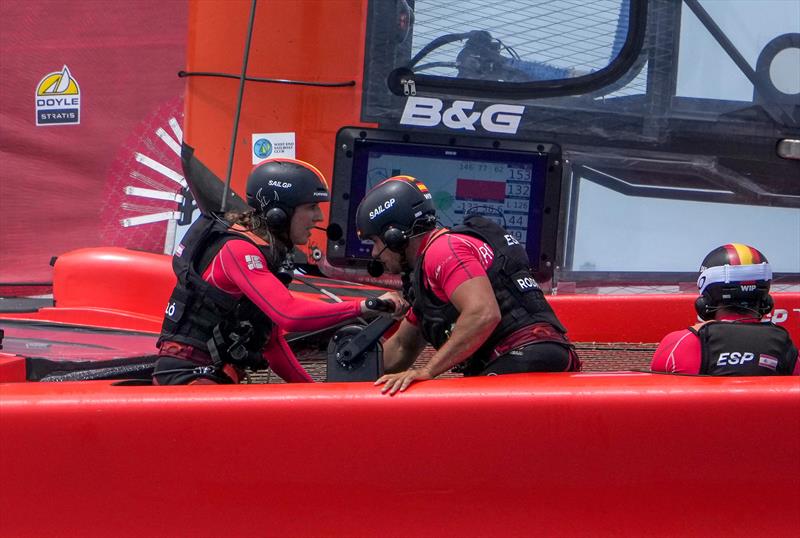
left=716, top=351, right=755, bottom=366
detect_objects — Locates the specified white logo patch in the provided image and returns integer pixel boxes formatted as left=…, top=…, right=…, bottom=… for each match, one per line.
left=400, top=97, right=525, bottom=134
left=35, top=65, right=81, bottom=126
left=245, top=254, right=264, bottom=270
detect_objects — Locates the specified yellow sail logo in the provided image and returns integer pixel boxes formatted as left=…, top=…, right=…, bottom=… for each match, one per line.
left=35, top=65, right=81, bottom=126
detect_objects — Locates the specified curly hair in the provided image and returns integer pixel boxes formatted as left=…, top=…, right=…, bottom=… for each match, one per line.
left=223, top=209, right=288, bottom=264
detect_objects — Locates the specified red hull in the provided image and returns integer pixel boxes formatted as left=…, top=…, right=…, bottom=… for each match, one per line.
left=2, top=374, right=799, bottom=537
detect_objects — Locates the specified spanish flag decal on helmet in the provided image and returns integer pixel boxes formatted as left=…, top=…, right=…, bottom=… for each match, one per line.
left=383, top=175, right=432, bottom=198
left=723, top=243, right=763, bottom=265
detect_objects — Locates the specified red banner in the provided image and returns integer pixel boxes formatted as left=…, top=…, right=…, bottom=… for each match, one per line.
left=0, top=0, right=188, bottom=284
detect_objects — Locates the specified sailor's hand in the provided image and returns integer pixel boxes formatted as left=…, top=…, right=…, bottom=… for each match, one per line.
left=374, top=367, right=433, bottom=396
left=361, top=292, right=409, bottom=319
left=379, top=291, right=409, bottom=318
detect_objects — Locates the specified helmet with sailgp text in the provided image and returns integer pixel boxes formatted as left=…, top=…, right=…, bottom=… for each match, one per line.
left=355, top=176, right=437, bottom=253
left=246, top=158, right=330, bottom=231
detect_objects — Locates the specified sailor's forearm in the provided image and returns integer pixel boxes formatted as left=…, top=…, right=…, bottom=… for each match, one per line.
left=382, top=336, right=419, bottom=373
left=423, top=311, right=499, bottom=377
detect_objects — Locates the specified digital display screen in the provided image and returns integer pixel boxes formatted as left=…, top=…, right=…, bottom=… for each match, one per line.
left=344, top=140, right=549, bottom=262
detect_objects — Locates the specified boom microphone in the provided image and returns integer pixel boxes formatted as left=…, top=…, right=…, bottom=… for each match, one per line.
left=367, top=259, right=385, bottom=278
left=315, top=224, right=343, bottom=242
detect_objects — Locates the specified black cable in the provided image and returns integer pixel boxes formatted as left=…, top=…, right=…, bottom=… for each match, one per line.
left=407, top=31, right=474, bottom=68
left=178, top=71, right=355, bottom=88
left=413, top=61, right=459, bottom=72
left=221, top=0, right=258, bottom=213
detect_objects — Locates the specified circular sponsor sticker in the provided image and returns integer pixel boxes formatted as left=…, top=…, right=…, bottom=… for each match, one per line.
left=254, top=138, right=273, bottom=158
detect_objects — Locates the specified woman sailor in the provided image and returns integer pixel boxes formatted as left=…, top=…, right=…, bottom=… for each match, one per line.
left=153, top=158, right=404, bottom=384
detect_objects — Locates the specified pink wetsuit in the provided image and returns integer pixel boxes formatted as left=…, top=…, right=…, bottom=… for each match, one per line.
left=201, top=239, right=362, bottom=382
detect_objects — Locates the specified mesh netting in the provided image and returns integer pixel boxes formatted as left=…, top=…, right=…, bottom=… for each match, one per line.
left=248, top=343, right=654, bottom=384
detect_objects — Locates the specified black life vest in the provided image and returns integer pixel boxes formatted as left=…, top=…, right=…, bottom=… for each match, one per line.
left=690, top=320, right=798, bottom=376
left=411, top=215, right=566, bottom=369
left=158, top=215, right=282, bottom=370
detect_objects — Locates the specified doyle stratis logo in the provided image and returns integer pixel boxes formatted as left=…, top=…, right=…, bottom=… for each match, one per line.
left=35, top=65, right=80, bottom=126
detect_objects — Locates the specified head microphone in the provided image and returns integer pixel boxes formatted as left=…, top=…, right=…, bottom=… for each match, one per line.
left=365, top=244, right=389, bottom=277
left=313, top=223, right=384, bottom=275
left=367, top=259, right=385, bottom=277
left=314, top=224, right=343, bottom=242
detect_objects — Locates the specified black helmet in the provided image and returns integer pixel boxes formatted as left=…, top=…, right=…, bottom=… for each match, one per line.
left=355, top=176, right=437, bottom=252
left=695, top=243, right=773, bottom=320
left=246, top=158, right=330, bottom=229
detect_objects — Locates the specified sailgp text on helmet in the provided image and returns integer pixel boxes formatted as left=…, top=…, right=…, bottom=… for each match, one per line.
left=695, top=243, right=774, bottom=321
left=245, top=158, right=330, bottom=230
left=355, top=176, right=437, bottom=253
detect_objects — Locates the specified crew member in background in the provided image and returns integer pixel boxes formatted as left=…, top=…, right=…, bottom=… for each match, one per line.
left=153, top=159, right=404, bottom=385
left=355, top=176, right=580, bottom=395
left=651, top=243, right=798, bottom=376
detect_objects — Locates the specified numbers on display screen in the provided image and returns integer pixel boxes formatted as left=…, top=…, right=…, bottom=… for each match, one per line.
left=508, top=167, right=530, bottom=181
left=506, top=214, right=526, bottom=227
left=506, top=183, right=530, bottom=197
left=459, top=162, right=508, bottom=173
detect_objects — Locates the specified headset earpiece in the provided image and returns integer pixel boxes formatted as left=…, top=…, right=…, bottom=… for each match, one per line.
left=694, top=294, right=714, bottom=321
left=759, top=294, right=774, bottom=317
left=265, top=206, right=289, bottom=230
left=382, top=227, right=408, bottom=252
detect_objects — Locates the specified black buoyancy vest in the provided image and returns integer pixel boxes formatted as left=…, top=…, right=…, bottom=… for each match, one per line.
left=158, top=215, right=278, bottom=369
left=691, top=320, right=798, bottom=376
left=411, top=215, right=566, bottom=363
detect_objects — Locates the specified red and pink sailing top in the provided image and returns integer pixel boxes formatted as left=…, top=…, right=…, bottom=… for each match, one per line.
left=405, top=230, right=493, bottom=326
left=202, top=238, right=362, bottom=382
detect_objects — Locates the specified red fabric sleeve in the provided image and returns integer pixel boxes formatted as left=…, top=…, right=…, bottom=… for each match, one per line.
left=650, top=329, right=701, bottom=374
left=422, top=233, right=493, bottom=301
left=204, top=239, right=362, bottom=332
left=262, top=333, right=313, bottom=383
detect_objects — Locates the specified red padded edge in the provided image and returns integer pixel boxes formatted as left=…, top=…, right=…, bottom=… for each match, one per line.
left=53, top=247, right=176, bottom=317
left=4, top=246, right=798, bottom=343
left=0, top=355, right=26, bottom=382
left=1, top=374, right=798, bottom=537
left=549, top=293, right=800, bottom=343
